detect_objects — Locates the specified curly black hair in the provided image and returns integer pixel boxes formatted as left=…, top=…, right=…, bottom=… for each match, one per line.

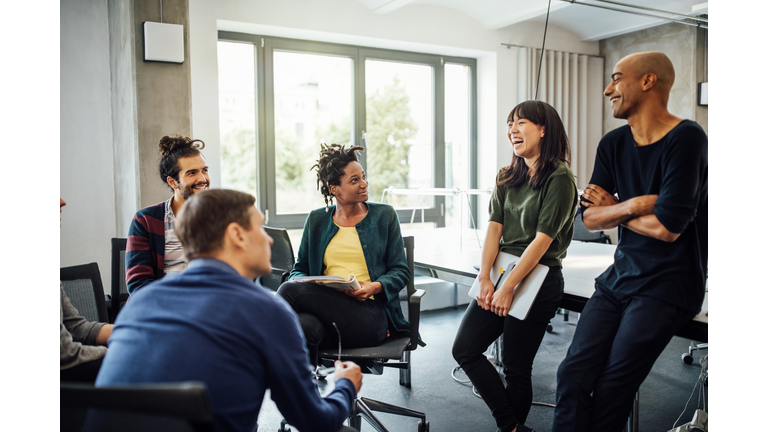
left=311, top=143, right=364, bottom=208
left=158, top=135, right=206, bottom=187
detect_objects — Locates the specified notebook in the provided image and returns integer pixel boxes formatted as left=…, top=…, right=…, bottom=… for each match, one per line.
left=293, top=274, right=361, bottom=291
left=467, top=251, right=549, bottom=320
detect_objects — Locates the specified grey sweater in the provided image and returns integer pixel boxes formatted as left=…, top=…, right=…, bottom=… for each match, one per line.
left=60, top=284, right=107, bottom=369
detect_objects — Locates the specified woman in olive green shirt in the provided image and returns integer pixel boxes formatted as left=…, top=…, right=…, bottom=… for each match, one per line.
left=452, top=101, right=578, bottom=432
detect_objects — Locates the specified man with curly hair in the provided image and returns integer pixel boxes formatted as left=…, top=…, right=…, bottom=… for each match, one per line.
left=125, top=135, right=210, bottom=294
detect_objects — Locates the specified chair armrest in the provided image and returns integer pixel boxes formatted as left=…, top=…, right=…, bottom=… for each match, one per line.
left=407, top=289, right=425, bottom=350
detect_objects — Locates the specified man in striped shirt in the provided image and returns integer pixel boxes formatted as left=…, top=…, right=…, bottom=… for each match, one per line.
left=125, top=135, right=210, bottom=294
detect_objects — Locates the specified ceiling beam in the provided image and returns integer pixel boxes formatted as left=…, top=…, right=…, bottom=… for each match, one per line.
left=372, top=0, right=418, bottom=14
left=484, top=2, right=571, bottom=30
left=580, top=19, right=668, bottom=42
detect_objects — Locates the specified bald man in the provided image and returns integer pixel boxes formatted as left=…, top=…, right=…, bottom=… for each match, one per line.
left=552, top=52, right=707, bottom=432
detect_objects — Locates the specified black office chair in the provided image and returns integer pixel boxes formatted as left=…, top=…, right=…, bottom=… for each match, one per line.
left=61, top=381, right=216, bottom=432
left=260, top=226, right=295, bottom=290
left=110, top=238, right=129, bottom=323
left=573, top=207, right=612, bottom=244
left=314, top=236, right=429, bottom=432
left=61, top=263, right=109, bottom=323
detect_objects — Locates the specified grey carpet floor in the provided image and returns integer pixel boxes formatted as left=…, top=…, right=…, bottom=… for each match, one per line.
left=256, top=305, right=708, bottom=432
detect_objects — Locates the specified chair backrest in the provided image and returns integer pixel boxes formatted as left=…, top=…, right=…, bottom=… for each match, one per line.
left=61, top=263, right=109, bottom=323
left=399, top=236, right=415, bottom=323
left=573, top=207, right=612, bottom=244
left=261, top=226, right=295, bottom=290
left=400, top=236, right=422, bottom=351
left=61, top=381, right=216, bottom=432
left=110, top=238, right=129, bottom=322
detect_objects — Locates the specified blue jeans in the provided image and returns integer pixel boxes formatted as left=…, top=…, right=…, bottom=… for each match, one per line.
left=452, top=267, right=564, bottom=432
left=552, top=285, right=698, bottom=432
left=277, top=281, right=389, bottom=365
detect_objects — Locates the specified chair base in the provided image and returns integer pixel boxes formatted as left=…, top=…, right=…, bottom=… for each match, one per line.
left=682, top=341, right=708, bottom=365
left=348, top=396, right=428, bottom=432
left=318, top=350, right=413, bottom=387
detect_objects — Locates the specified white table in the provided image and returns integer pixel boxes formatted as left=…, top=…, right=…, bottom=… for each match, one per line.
left=403, top=227, right=707, bottom=342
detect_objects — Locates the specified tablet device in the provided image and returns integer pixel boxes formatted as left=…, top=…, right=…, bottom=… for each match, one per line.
left=467, top=251, right=549, bottom=321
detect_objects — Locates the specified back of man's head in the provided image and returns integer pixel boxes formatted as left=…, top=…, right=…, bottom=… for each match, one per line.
left=176, top=189, right=255, bottom=261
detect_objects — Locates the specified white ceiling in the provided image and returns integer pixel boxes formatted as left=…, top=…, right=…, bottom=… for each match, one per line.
left=355, top=0, right=708, bottom=41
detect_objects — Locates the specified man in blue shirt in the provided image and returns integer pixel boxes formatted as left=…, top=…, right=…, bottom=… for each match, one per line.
left=552, top=52, right=707, bottom=432
left=97, top=189, right=363, bottom=432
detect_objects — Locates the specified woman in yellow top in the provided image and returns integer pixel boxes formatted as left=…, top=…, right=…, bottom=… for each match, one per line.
left=277, top=144, right=411, bottom=367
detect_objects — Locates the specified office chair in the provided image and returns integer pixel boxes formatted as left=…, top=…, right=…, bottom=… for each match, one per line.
left=61, top=263, right=109, bottom=323
left=260, top=226, right=295, bottom=290
left=313, top=236, right=429, bottom=432
left=61, top=381, right=216, bottom=432
left=110, top=238, right=129, bottom=323
left=572, top=207, right=612, bottom=244
left=683, top=277, right=708, bottom=365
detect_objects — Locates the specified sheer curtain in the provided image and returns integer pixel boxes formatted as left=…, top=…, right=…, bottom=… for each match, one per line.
left=517, top=48, right=604, bottom=189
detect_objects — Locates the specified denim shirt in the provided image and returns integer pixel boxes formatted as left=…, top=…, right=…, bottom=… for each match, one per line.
left=288, top=202, right=411, bottom=334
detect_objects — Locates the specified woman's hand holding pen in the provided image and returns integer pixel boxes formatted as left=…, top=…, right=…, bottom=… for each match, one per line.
left=490, top=278, right=518, bottom=317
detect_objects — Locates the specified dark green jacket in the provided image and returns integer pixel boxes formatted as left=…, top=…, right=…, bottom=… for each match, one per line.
left=288, top=202, right=411, bottom=335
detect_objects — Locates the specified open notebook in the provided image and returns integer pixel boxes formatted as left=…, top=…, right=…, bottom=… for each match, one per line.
left=467, top=251, right=549, bottom=321
left=293, top=274, right=361, bottom=291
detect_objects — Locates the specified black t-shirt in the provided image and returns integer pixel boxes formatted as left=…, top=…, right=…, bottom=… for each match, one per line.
left=586, top=120, right=707, bottom=313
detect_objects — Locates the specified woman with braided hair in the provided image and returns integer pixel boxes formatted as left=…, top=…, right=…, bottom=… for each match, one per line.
left=276, top=143, right=413, bottom=367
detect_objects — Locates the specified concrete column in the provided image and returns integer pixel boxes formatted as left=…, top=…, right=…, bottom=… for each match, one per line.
left=108, top=0, right=140, bottom=237
left=694, top=27, right=708, bottom=134
left=108, top=0, right=193, bottom=233
left=599, top=23, right=707, bottom=135
left=133, top=0, right=193, bottom=209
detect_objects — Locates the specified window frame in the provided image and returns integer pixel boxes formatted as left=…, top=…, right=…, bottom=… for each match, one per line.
left=218, top=32, right=477, bottom=229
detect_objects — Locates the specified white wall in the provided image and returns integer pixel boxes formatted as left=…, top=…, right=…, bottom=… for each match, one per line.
left=58, top=0, right=601, bottom=283
left=60, top=0, right=116, bottom=287
left=188, top=0, right=600, bottom=227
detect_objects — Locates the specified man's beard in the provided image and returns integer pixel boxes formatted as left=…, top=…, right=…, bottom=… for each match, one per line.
left=180, top=181, right=209, bottom=200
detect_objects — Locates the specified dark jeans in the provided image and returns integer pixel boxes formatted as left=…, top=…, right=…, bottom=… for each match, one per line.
left=452, top=267, right=564, bottom=432
left=277, top=281, right=389, bottom=365
left=60, top=357, right=104, bottom=383
left=552, top=286, right=698, bottom=432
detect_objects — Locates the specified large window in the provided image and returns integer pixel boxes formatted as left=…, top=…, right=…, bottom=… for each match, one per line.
left=218, top=33, right=476, bottom=229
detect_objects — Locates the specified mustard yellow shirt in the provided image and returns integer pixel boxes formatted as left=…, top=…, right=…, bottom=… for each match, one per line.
left=323, top=225, right=372, bottom=284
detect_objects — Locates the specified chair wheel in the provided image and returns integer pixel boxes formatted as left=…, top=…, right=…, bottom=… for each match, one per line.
left=681, top=353, right=693, bottom=365
left=418, top=421, right=429, bottom=432
left=547, top=324, right=553, bottom=333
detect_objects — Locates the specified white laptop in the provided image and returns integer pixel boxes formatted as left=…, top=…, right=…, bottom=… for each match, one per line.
left=467, top=251, right=549, bottom=321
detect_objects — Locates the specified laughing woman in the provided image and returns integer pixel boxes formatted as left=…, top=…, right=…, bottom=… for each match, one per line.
left=452, top=101, right=578, bottom=432
left=276, top=144, right=412, bottom=367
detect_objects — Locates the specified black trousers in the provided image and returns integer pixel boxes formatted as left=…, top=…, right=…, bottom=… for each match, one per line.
left=552, top=285, right=698, bottom=432
left=277, top=281, right=389, bottom=365
left=452, top=267, right=564, bottom=432
left=60, top=357, right=104, bottom=383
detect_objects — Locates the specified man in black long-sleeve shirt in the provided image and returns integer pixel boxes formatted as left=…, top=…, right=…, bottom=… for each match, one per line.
left=552, top=51, right=707, bottom=432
